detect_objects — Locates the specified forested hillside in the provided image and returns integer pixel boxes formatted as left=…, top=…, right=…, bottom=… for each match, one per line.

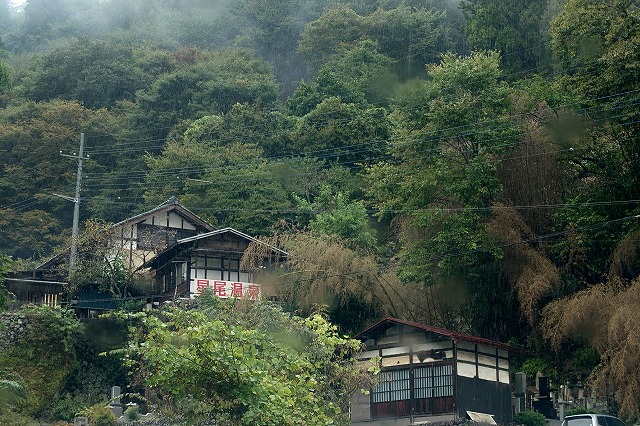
left=1, top=0, right=640, bottom=420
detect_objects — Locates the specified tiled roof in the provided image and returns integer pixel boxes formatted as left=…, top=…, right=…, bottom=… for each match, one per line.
left=355, top=317, right=532, bottom=354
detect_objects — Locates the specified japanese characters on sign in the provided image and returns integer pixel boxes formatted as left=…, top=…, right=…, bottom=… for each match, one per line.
left=195, top=279, right=261, bottom=299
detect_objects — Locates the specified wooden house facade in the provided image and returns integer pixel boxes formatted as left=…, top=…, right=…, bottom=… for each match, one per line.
left=351, top=318, right=517, bottom=425
left=7, top=197, right=285, bottom=312
left=140, top=227, right=287, bottom=301
left=110, top=196, right=215, bottom=271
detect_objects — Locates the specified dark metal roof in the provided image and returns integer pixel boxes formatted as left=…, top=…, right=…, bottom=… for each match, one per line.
left=138, top=227, right=288, bottom=270
left=355, top=317, right=532, bottom=354
left=177, top=227, right=288, bottom=256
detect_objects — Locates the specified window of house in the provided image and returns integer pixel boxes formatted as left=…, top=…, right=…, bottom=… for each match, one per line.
left=371, top=362, right=454, bottom=419
left=372, top=369, right=410, bottom=403
left=194, top=255, right=252, bottom=282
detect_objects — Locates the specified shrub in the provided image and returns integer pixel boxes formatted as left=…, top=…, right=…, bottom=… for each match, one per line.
left=50, top=394, right=88, bottom=422
left=83, top=404, right=116, bottom=426
left=513, top=410, right=547, bottom=426
left=566, top=407, right=595, bottom=416
left=124, top=404, right=141, bottom=421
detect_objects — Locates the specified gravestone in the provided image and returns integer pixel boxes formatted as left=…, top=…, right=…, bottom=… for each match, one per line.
left=73, top=416, right=88, bottom=426
left=109, top=385, right=124, bottom=417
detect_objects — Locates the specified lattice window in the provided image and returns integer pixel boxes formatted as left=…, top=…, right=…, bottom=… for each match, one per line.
left=371, top=369, right=410, bottom=403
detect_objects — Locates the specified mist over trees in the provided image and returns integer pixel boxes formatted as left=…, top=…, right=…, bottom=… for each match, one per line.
left=1, top=0, right=640, bottom=421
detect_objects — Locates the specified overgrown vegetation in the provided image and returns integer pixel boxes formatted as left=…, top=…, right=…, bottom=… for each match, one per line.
left=115, top=297, right=373, bottom=425
left=1, top=0, right=640, bottom=421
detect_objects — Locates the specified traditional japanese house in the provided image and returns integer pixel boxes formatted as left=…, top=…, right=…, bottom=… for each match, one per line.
left=7, top=198, right=285, bottom=311
left=351, top=318, right=522, bottom=425
left=110, top=196, right=215, bottom=271
left=140, top=227, right=287, bottom=301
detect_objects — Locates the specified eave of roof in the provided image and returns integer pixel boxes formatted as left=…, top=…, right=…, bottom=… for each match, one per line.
left=28, top=199, right=213, bottom=272
left=138, top=227, right=288, bottom=270
left=177, top=227, right=288, bottom=256
left=113, top=197, right=214, bottom=231
left=355, top=317, right=533, bottom=355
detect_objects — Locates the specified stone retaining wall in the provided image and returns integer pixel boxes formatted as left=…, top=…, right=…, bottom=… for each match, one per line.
left=0, top=312, right=28, bottom=351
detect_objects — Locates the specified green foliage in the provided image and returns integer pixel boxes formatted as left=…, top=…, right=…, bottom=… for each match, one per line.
left=17, top=39, right=155, bottom=109
left=0, top=379, right=25, bottom=406
left=50, top=394, right=88, bottom=422
left=548, top=0, right=640, bottom=284
left=124, top=404, right=141, bottom=421
left=134, top=48, right=280, bottom=141
left=521, top=358, right=555, bottom=381
left=0, top=306, right=83, bottom=418
left=82, top=404, right=116, bottom=426
left=296, top=185, right=377, bottom=252
left=287, top=40, right=397, bottom=115
left=462, top=0, right=552, bottom=75
left=299, top=4, right=451, bottom=78
left=0, top=99, right=125, bottom=259
left=145, top=138, right=291, bottom=235
left=293, top=97, right=390, bottom=168
left=119, top=300, right=370, bottom=425
left=182, top=102, right=296, bottom=158
left=367, top=51, right=516, bottom=286
left=551, top=0, right=640, bottom=102
left=0, top=56, right=9, bottom=97
left=513, top=410, right=547, bottom=426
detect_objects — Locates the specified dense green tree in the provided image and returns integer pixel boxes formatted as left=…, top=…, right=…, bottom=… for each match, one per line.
left=134, top=48, right=280, bottom=142
left=461, top=0, right=551, bottom=75
left=17, top=40, right=166, bottom=109
left=0, top=208, right=65, bottom=260
left=548, top=0, right=640, bottom=284
left=552, top=0, right=640, bottom=102
left=298, top=4, right=450, bottom=78
left=292, top=97, right=390, bottom=168
left=297, top=4, right=366, bottom=72
left=287, top=40, right=397, bottom=115
left=366, top=52, right=520, bottom=336
left=296, top=185, right=377, bottom=253
left=0, top=54, right=10, bottom=105
left=0, top=100, right=124, bottom=258
left=143, top=106, right=365, bottom=235
left=143, top=131, right=289, bottom=234
left=183, top=102, right=297, bottom=158
left=120, top=299, right=370, bottom=425
left=232, top=0, right=335, bottom=92
left=365, top=5, right=451, bottom=78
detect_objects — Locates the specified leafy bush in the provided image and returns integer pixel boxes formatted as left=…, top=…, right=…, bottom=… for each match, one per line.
left=0, top=306, right=83, bottom=418
left=124, top=404, right=141, bottom=421
left=50, top=394, right=88, bottom=422
left=513, top=410, right=547, bottom=426
left=83, top=404, right=116, bottom=426
left=566, top=407, right=595, bottom=416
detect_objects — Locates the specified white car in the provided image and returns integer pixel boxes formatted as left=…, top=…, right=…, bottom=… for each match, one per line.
left=562, top=414, right=627, bottom=426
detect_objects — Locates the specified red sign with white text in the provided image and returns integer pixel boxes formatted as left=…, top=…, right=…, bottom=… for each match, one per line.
left=194, top=279, right=261, bottom=300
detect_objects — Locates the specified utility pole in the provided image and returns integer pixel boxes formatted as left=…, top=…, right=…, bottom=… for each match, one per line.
left=54, top=133, right=86, bottom=273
